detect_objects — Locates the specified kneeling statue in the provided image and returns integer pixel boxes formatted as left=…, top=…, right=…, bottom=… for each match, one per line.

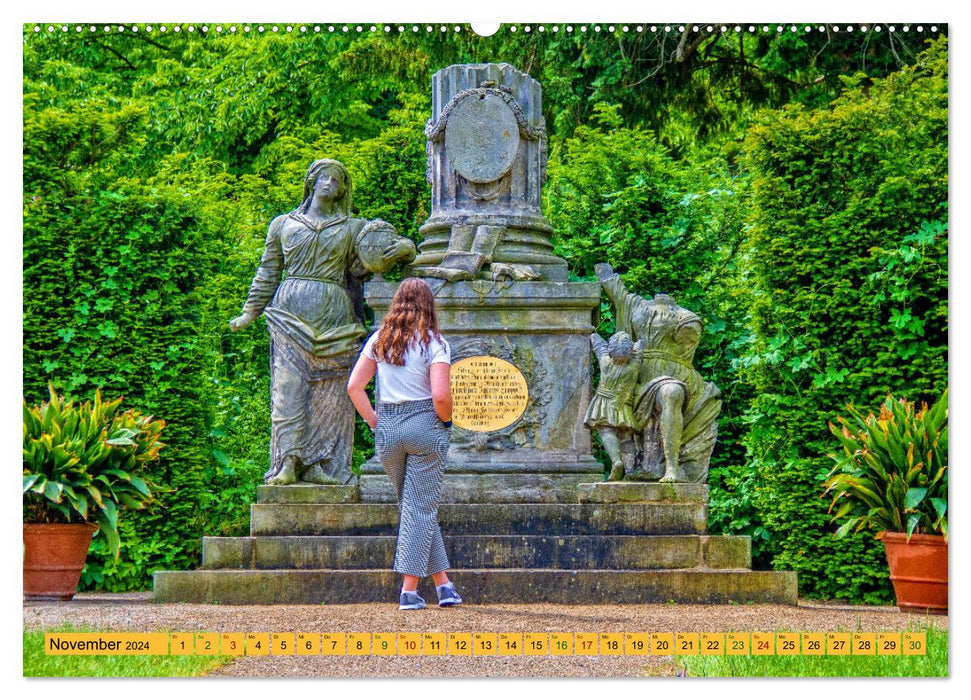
left=592, top=263, right=722, bottom=483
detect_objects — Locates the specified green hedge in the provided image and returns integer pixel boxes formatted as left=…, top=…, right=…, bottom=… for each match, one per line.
left=22, top=38, right=432, bottom=589
left=740, top=37, right=948, bottom=602
left=23, top=84, right=225, bottom=584
left=23, top=28, right=946, bottom=597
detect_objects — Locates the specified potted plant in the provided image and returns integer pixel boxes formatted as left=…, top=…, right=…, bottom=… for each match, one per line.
left=23, top=385, right=165, bottom=600
left=823, top=389, right=948, bottom=614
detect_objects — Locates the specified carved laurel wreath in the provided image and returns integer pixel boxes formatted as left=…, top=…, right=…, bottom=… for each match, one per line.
left=424, top=86, right=546, bottom=142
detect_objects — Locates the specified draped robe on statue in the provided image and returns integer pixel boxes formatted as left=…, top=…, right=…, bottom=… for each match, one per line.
left=242, top=213, right=373, bottom=484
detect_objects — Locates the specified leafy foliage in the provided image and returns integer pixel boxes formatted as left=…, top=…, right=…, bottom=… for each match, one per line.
left=740, top=37, right=948, bottom=602
left=22, top=25, right=947, bottom=599
left=824, top=390, right=947, bottom=539
left=23, top=385, right=164, bottom=559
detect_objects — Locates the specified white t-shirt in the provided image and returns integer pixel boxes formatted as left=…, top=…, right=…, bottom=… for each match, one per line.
left=362, top=329, right=451, bottom=404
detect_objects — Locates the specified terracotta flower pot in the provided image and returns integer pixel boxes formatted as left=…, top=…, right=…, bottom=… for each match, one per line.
left=23, top=522, right=98, bottom=601
left=877, top=531, right=948, bottom=615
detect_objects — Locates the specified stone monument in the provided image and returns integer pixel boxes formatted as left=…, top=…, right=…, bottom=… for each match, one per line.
left=592, top=263, right=723, bottom=484
left=413, top=63, right=561, bottom=282
left=153, top=65, right=797, bottom=606
left=363, top=63, right=603, bottom=502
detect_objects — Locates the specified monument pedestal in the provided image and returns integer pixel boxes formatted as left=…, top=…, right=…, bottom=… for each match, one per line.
left=361, top=278, right=603, bottom=501
left=153, top=482, right=797, bottom=604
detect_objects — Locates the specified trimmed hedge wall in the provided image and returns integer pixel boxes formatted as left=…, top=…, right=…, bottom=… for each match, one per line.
left=740, top=38, right=948, bottom=602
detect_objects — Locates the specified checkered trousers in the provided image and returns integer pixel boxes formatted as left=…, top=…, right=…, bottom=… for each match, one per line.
left=374, top=398, right=451, bottom=577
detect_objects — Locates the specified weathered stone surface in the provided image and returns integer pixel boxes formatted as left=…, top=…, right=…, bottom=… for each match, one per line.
left=359, top=473, right=593, bottom=503
left=577, top=481, right=708, bottom=504
left=365, top=279, right=603, bottom=474
left=202, top=534, right=752, bottom=571
left=444, top=92, right=521, bottom=184
left=369, top=279, right=601, bottom=332
left=257, top=485, right=361, bottom=504
left=416, top=64, right=564, bottom=277
left=702, top=535, right=752, bottom=570
left=201, top=537, right=254, bottom=569
left=153, top=569, right=797, bottom=605
left=249, top=503, right=708, bottom=537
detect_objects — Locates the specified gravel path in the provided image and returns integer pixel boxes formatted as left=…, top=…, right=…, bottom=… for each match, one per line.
left=24, top=592, right=947, bottom=678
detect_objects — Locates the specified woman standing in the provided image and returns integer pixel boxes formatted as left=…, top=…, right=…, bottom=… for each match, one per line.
left=347, top=278, right=462, bottom=610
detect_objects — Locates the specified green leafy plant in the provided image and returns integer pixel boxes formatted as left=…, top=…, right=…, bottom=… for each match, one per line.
left=23, top=384, right=166, bottom=559
left=823, top=389, right=947, bottom=540
left=741, top=37, right=948, bottom=602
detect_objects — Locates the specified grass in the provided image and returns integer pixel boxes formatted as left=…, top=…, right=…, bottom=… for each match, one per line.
left=677, top=625, right=948, bottom=677
left=23, top=627, right=235, bottom=678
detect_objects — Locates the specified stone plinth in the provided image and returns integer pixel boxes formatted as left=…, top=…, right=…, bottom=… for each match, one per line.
left=153, top=484, right=798, bottom=605
left=577, top=482, right=708, bottom=504
left=248, top=502, right=709, bottom=537
left=358, top=473, right=591, bottom=503
left=154, top=568, right=798, bottom=606
left=199, top=534, right=752, bottom=571
left=363, top=279, right=603, bottom=491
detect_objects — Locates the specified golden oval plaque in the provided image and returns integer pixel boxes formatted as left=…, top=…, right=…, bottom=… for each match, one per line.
left=450, top=356, right=529, bottom=432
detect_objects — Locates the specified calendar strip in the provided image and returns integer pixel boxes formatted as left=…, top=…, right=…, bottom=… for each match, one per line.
left=43, top=631, right=926, bottom=657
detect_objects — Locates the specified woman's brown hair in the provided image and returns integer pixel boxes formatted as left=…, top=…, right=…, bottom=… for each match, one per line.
left=371, top=278, right=441, bottom=366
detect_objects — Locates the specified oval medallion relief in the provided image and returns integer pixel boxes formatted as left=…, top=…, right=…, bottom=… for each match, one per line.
left=443, top=93, right=521, bottom=184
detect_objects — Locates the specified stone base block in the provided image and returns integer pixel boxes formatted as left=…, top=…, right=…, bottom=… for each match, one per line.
left=153, top=568, right=797, bottom=605
left=249, top=502, right=708, bottom=537
left=359, top=473, right=595, bottom=503
left=257, top=485, right=360, bottom=504
left=577, top=482, right=708, bottom=504
left=364, top=280, right=602, bottom=466
left=202, top=534, right=751, bottom=571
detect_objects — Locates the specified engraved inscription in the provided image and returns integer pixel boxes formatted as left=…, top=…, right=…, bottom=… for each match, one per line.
left=451, top=356, right=529, bottom=432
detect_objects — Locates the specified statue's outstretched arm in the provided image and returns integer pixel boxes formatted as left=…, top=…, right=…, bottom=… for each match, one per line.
left=230, top=217, right=284, bottom=331
left=594, top=262, right=628, bottom=308
left=594, top=262, right=640, bottom=338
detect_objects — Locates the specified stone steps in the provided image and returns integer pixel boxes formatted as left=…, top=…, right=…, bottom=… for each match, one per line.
left=249, top=502, right=708, bottom=537
left=358, top=473, right=597, bottom=503
left=153, top=568, right=798, bottom=606
left=201, top=534, right=751, bottom=571
left=152, top=481, right=798, bottom=606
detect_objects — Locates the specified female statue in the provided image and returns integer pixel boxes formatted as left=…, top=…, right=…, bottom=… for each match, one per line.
left=230, top=159, right=416, bottom=485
